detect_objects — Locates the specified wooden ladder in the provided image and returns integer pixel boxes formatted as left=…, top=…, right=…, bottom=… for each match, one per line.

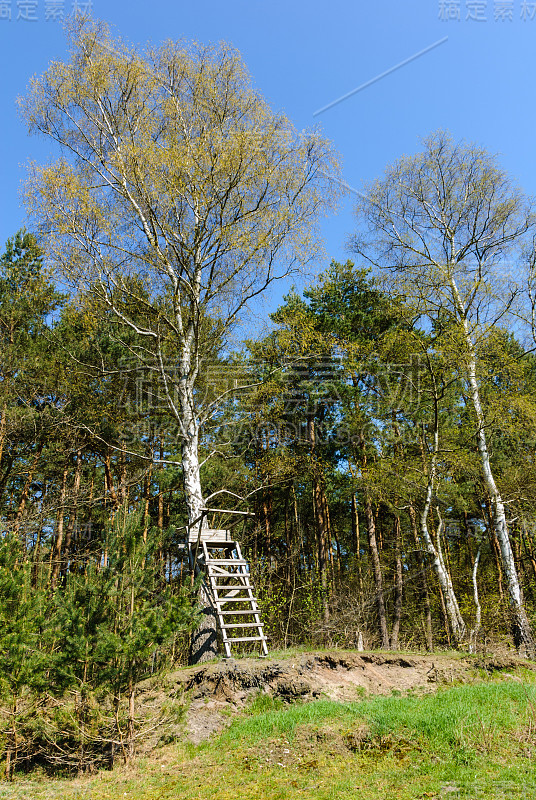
left=198, top=538, right=268, bottom=658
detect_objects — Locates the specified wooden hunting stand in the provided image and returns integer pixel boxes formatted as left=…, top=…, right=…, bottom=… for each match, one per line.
left=188, top=510, right=268, bottom=658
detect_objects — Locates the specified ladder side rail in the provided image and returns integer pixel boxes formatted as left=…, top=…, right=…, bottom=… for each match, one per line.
left=203, top=541, right=232, bottom=658
left=234, top=541, right=266, bottom=652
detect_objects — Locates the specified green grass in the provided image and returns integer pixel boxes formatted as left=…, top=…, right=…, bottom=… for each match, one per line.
left=2, top=677, right=536, bottom=799
left=261, top=645, right=471, bottom=660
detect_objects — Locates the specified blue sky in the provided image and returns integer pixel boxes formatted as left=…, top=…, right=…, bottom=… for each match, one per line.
left=1, top=0, right=536, bottom=314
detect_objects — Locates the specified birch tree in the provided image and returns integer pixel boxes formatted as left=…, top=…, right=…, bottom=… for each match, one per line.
left=21, top=19, right=339, bottom=548
left=352, top=130, right=536, bottom=655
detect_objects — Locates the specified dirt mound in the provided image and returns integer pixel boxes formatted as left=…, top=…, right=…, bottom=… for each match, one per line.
left=138, top=651, right=534, bottom=744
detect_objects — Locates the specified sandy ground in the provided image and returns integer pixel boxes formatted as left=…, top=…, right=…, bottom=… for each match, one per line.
left=136, top=650, right=534, bottom=744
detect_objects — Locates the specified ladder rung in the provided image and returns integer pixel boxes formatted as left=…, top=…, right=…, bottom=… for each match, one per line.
left=212, top=583, right=252, bottom=589
left=209, top=573, right=249, bottom=578
left=226, top=636, right=267, bottom=643
left=208, top=570, right=249, bottom=576
left=214, top=594, right=256, bottom=603
left=216, top=597, right=258, bottom=603
left=210, top=574, right=250, bottom=579
left=219, top=610, right=261, bottom=615
left=220, top=622, right=263, bottom=629
left=207, top=559, right=248, bottom=566
left=213, top=586, right=253, bottom=591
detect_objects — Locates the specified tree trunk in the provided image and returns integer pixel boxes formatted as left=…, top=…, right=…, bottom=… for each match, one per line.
left=262, top=491, right=272, bottom=557
left=104, top=451, right=119, bottom=512
left=119, top=445, right=128, bottom=505
left=390, top=515, right=403, bottom=650
left=469, top=546, right=482, bottom=652
left=157, top=439, right=165, bottom=568
left=420, top=498, right=465, bottom=643
left=351, top=493, right=363, bottom=599
left=481, top=493, right=504, bottom=599
left=418, top=382, right=466, bottom=644
left=61, top=447, right=82, bottom=580
left=308, top=414, right=329, bottom=626
left=189, top=582, right=219, bottom=664
left=0, top=403, right=7, bottom=469
left=142, top=462, right=153, bottom=545
left=125, top=582, right=136, bottom=764
left=409, top=503, right=433, bottom=651
left=364, top=496, right=389, bottom=649
left=182, top=402, right=219, bottom=664
left=312, top=478, right=330, bottom=625
left=451, top=277, right=535, bottom=656
left=50, top=461, right=69, bottom=591
left=12, top=441, right=44, bottom=537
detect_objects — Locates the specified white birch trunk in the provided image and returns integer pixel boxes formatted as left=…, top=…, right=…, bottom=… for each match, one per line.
left=420, top=495, right=465, bottom=643
left=180, top=415, right=204, bottom=528
left=419, top=397, right=466, bottom=643
left=469, top=546, right=482, bottom=653
left=435, top=505, right=466, bottom=639
left=450, top=277, right=535, bottom=656
left=177, top=375, right=219, bottom=664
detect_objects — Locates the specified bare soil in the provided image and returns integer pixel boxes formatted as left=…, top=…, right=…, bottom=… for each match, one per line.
left=137, top=650, right=535, bottom=745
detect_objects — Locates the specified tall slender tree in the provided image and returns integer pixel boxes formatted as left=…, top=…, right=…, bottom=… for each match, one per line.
left=352, top=130, right=536, bottom=654
left=22, top=18, right=339, bottom=660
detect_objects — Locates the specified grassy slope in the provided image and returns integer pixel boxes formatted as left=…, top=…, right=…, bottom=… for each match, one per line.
left=1, top=672, right=536, bottom=799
